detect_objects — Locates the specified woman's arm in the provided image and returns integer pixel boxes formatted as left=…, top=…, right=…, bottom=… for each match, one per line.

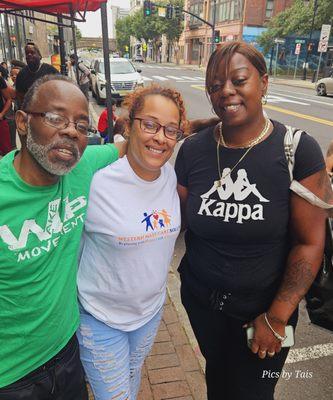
left=177, top=183, right=188, bottom=231
left=250, top=168, right=327, bottom=357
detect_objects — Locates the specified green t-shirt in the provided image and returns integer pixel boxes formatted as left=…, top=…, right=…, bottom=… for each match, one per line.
left=0, top=145, right=118, bottom=387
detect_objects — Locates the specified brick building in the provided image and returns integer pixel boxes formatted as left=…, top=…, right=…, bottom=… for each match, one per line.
left=178, top=0, right=294, bottom=66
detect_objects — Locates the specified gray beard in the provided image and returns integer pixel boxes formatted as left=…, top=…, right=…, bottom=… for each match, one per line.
left=26, top=123, right=81, bottom=176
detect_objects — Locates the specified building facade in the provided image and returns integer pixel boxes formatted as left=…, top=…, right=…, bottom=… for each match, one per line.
left=179, top=0, right=294, bottom=66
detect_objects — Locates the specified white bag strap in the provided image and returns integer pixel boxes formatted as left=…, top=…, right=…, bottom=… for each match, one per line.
left=283, top=125, right=302, bottom=181
left=284, top=125, right=333, bottom=209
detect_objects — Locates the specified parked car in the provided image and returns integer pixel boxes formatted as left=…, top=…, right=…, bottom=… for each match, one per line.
left=133, top=54, right=144, bottom=63
left=316, top=74, right=333, bottom=96
left=90, top=57, right=144, bottom=105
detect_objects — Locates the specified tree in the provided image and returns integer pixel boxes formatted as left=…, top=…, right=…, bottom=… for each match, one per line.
left=116, top=16, right=131, bottom=54
left=257, top=0, right=333, bottom=53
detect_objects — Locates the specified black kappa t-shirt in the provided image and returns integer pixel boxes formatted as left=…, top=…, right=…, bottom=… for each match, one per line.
left=15, top=63, right=59, bottom=95
left=175, top=120, right=325, bottom=319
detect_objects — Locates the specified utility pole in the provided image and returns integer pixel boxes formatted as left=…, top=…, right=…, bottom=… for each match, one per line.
left=302, top=0, right=318, bottom=80
left=210, top=0, right=217, bottom=53
left=57, top=16, right=67, bottom=75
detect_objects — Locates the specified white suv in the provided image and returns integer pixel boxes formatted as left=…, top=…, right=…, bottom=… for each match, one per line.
left=90, top=57, right=144, bottom=105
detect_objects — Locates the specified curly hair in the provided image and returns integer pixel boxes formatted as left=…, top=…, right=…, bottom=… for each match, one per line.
left=122, top=84, right=188, bottom=133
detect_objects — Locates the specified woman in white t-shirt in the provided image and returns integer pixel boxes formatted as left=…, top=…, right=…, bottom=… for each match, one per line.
left=77, top=85, right=187, bottom=400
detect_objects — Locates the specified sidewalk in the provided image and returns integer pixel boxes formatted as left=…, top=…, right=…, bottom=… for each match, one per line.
left=87, top=281, right=207, bottom=400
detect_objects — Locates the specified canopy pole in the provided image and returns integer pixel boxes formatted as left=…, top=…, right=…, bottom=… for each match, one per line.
left=57, top=15, right=67, bottom=75
left=70, top=8, right=79, bottom=84
left=100, top=1, right=113, bottom=142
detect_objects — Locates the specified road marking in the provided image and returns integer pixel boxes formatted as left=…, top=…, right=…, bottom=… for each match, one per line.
left=264, top=104, right=333, bottom=126
left=152, top=75, right=169, bottom=81
left=191, top=84, right=333, bottom=126
left=142, top=76, right=153, bottom=81
left=166, top=75, right=184, bottom=81
left=286, top=343, right=333, bottom=364
left=270, top=90, right=333, bottom=107
left=180, top=75, right=201, bottom=81
left=268, top=94, right=309, bottom=105
left=191, top=84, right=205, bottom=90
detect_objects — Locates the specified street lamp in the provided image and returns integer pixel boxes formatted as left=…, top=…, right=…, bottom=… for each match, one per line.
left=302, top=0, right=318, bottom=80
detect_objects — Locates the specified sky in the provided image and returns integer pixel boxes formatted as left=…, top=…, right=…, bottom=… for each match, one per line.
left=78, top=0, right=130, bottom=38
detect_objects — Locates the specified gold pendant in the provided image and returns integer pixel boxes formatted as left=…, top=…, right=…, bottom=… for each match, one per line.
left=215, top=180, right=221, bottom=188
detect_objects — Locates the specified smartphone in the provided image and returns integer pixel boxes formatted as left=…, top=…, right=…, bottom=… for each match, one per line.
left=246, top=325, right=295, bottom=348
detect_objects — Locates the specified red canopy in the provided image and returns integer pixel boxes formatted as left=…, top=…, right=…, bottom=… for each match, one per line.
left=0, top=0, right=106, bottom=13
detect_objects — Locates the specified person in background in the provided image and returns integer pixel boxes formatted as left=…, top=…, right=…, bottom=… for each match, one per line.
left=5, top=66, right=21, bottom=149
left=0, top=62, right=9, bottom=80
left=175, top=41, right=328, bottom=400
left=10, top=59, right=26, bottom=69
left=0, top=73, right=13, bottom=155
left=97, top=98, right=125, bottom=143
left=77, top=84, right=186, bottom=400
left=15, top=42, right=58, bottom=106
left=68, top=54, right=90, bottom=100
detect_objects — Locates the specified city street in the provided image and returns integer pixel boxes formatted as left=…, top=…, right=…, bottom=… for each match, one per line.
left=89, top=63, right=333, bottom=400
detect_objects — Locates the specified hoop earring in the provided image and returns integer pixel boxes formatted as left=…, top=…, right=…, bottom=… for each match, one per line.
left=261, top=94, right=268, bottom=105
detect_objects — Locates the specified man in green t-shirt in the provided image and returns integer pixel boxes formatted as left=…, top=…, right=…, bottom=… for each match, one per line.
left=0, top=75, right=124, bottom=399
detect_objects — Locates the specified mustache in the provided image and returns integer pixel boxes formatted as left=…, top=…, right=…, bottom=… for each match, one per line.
left=49, top=139, right=80, bottom=158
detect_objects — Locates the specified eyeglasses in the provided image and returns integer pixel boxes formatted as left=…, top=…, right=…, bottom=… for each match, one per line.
left=26, top=112, right=96, bottom=136
left=133, top=118, right=183, bottom=141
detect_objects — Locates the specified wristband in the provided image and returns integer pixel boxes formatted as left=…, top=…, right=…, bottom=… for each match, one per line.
left=264, top=313, right=287, bottom=342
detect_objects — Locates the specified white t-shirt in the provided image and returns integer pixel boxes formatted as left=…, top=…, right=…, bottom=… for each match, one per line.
left=78, top=156, right=181, bottom=331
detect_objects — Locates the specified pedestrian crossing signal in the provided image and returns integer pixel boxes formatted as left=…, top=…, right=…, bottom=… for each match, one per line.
left=214, top=30, right=220, bottom=43
left=143, top=1, right=151, bottom=17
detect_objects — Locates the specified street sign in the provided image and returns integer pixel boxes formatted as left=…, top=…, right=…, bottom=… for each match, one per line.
left=295, top=39, right=306, bottom=44
left=318, top=41, right=328, bottom=53
left=157, top=6, right=165, bottom=17
left=318, top=24, right=331, bottom=53
left=274, top=38, right=285, bottom=44
left=295, top=43, right=301, bottom=55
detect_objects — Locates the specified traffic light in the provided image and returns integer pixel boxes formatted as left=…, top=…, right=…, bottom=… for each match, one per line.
left=307, top=42, right=314, bottom=52
left=174, top=6, right=181, bottom=19
left=143, top=1, right=151, bottom=17
left=166, top=4, right=173, bottom=19
left=214, top=30, right=220, bottom=44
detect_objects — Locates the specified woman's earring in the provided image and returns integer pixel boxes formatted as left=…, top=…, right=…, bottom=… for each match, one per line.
left=261, top=94, right=268, bottom=105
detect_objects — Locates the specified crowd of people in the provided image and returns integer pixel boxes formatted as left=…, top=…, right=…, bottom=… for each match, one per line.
left=0, top=41, right=332, bottom=400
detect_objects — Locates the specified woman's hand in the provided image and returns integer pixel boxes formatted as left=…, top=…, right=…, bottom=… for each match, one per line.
left=246, top=313, right=284, bottom=359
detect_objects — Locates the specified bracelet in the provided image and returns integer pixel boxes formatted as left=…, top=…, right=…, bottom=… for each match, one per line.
left=264, top=313, right=287, bottom=342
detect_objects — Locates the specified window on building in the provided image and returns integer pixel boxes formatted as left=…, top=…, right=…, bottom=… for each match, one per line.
left=265, top=0, right=274, bottom=18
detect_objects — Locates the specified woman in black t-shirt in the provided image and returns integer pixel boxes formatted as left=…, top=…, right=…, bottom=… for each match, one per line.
left=175, top=42, right=329, bottom=400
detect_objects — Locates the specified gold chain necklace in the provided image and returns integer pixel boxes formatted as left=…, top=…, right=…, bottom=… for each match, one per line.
left=215, top=119, right=271, bottom=187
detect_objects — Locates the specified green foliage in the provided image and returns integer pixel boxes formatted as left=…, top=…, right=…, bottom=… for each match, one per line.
left=115, top=16, right=131, bottom=53
left=257, top=0, right=333, bottom=53
left=115, top=0, right=184, bottom=46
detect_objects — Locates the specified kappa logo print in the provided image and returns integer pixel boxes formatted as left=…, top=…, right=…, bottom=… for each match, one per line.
left=0, top=196, right=87, bottom=262
left=198, top=168, right=270, bottom=224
